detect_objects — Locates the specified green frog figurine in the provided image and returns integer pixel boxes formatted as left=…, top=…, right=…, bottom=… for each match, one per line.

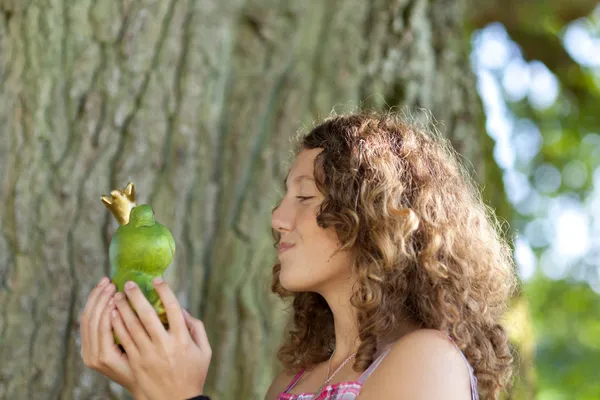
left=101, top=183, right=175, bottom=341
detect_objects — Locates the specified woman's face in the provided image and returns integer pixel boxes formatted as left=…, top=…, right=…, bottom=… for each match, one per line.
left=271, top=148, right=354, bottom=293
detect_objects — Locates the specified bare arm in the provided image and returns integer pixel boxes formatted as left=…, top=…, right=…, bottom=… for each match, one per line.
left=358, top=330, right=472, bottom=400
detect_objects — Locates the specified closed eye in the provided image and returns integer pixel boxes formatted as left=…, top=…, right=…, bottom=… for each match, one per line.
left=296, top=196, right=314, bottom=202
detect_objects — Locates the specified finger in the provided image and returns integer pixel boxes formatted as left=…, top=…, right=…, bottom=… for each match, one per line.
left=153, top=278, right=187, bottom=338
left=90, top=283, right=117, bottom=333
left=110, top=307, right=140, bottom=360
left=81, top=277, right=111, bottom=357
left=82, top=277, right=111, bottom=320
left=114, top=292, right=152, bottom=350
left=90, top=283, right=117, bottom=354
left=99, top=297, right=122, bottom=356
left=100, top=301, right=136, bottom=382
left=183, top=311, right=211, bottom=356
left=123, top=281, right=169, bottom=342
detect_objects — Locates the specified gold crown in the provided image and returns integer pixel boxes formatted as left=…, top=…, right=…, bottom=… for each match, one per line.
left=101, top=182, right=137, bottom=225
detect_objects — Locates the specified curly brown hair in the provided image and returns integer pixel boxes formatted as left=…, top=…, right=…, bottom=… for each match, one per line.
left=271, top=110, right=518, bottom=399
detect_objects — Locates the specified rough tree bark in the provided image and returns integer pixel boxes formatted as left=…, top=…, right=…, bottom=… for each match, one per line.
left=0, top=0, right=490, bottom=399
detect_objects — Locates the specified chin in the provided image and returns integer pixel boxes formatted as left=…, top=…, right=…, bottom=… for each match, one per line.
left=279, top=266, right=321, bottom=292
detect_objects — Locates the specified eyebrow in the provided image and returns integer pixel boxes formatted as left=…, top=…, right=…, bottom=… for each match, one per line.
left=283, top=174, right=314, bottom=188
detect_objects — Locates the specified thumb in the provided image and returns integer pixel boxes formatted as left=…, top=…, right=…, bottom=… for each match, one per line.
left=183, top=310, right=211, bottom=355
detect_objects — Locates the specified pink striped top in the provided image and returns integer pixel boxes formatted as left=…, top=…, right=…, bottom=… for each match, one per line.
left=277, top=335, right=478, bottom=400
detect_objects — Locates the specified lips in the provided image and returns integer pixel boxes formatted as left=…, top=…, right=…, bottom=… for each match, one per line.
left=278, top=242, right=295, bottom=253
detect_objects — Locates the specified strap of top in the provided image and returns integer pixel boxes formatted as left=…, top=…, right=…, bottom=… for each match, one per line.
left=283, top=333, right=478, bottom=399
left=446, top=336, right=479, bottom=400
left=285, top=346, right=394, bottom=392
left=284, top=369, right=305, bottom=393
left=356, top=346, right=394, bottom=384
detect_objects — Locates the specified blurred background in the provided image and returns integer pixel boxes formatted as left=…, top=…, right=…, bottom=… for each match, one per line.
left=470, top=3, right=600, bottom=399
left=0, top=1, right=598, bottom=399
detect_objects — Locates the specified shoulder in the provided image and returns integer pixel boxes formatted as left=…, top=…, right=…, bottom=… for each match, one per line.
left=264, top=369, right=299, bottom=400
left=358, top=329, right=473, bottom=400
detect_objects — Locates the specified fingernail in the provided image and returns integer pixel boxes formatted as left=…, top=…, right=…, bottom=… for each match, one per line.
left=152, top=277, right=163, bottom=285
left=108, top=298, right=115, bottom=307
left=111, top=310, right=118, bottom=318
left=104, top=283, right=114, bottom=292
left=114, top=292, right=124, bottom=300
left=98, top=277, right=108, bottom=287
left=125, top=281, right=136, bottom=291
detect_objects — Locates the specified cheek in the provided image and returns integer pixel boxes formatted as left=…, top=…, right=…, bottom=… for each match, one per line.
left=279, top=206, right=354, bottom=288
left=306, top=220, right=342, bottom=256
left=279, top=230, right=352, bottom=290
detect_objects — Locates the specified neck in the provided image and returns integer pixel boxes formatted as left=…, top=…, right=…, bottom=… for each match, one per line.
left=318, top=277, right=421, bottom=365
left=318, top=279, right=361, bottom=361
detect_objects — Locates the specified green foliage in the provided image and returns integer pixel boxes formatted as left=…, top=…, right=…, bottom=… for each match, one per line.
left=468, top=3, right=600, bottom=399
left=526, top=277, right=600, bottom=400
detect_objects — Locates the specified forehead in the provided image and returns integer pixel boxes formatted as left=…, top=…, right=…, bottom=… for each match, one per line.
left=284, top=148, right=322, bottom=186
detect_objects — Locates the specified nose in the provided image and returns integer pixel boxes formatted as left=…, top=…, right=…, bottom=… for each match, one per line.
left=271, top=199, right=293, bottom=234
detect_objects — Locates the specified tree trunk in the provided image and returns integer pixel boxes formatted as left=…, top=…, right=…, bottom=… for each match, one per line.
left=0, top=0, right=490, bottom=399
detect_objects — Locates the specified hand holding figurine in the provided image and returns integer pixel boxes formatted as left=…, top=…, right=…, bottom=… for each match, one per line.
left=110, top=278, right=212, bottom=400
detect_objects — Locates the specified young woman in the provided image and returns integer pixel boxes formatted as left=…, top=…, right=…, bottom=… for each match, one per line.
left=80, top=111, right=517, bottom=399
